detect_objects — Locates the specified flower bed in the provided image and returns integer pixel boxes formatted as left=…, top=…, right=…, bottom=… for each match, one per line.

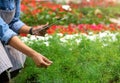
left=20, top=0, right=120, bottom=37
left=21, top=0, right=120, bottom=26
left=20, top=23, right=120, bottom=37
left=12, top=1, right=120, bottom=83
left=46, top=24, right=120, bottom=35
left=13, top=31, right=120, bottom=83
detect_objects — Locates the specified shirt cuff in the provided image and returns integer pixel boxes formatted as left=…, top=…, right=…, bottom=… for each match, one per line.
left=1, top=29, right=17, bottom=44
left=10, top=20, right=25, bottom=33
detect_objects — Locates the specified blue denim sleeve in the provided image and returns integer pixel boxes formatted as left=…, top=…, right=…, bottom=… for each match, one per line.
left=9, top=20, right=25, bottom=33
left=9, top=0, right=25, bottom=33
left=0, top=17, right=17, bottom=44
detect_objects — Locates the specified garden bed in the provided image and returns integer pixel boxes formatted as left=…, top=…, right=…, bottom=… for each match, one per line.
left=12, top=0, right=120, bottom=83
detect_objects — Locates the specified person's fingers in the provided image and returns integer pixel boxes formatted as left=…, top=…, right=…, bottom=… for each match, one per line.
left=43, top=56, right=53, bottom=64
left=36, top=59, right=48, bottom=68
left=42, top=23, right=49, bottom=26
left=40, top=56, right=52, bottom=67
left=40, top=60, right=51, bottom=68
left=41, top=23, right=50, bottom=30
left=40, top=23, right=49, bottom=29
left=33, top=23, right=49, bottom=36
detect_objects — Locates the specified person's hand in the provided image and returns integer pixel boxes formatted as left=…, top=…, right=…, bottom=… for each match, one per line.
left=32, top=53, right=53, bottom=68
left=32, top=23, right=49, bottom=36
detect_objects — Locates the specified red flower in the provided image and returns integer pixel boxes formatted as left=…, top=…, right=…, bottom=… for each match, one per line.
left=21, top=5, right=28, bottom=12
left=20, top=33, right=27, bottom=37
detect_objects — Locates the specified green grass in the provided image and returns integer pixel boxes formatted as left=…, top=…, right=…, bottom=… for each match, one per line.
left=12, top=33, right=120, bottom=83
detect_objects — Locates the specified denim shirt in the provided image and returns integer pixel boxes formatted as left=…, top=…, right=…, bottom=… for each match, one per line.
left=0, top=0, right=25, bottom=44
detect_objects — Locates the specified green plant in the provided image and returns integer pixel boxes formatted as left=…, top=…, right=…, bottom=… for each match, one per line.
left=13, top=33, right=120, bottom=83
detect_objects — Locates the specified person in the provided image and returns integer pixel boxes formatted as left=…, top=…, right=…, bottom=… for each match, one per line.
left=0, top=0, right=53, bottom=82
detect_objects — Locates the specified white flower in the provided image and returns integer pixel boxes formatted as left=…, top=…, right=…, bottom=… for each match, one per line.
left=64, top=34, right=74, bottom=39
left=60, top=38, right=67, bottom=43
left=30, top=35, right=37, bottom=40
left=87, top=35, right=96, bottom=41
left=21, top=37, right=28, bottom=42
left=56, top=33, right=63, bottom=37
left=44, top=42, right=49, bottom=46
left=75, top=39, right=82, bottom=44
left=20, top=32, right=119, bottom=48
left=62, top=5, right=72, bottom=11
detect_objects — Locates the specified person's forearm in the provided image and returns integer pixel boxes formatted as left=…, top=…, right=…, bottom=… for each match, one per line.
left=8, top=36, right=37, bottom=57
left=19, top=25, right=31, bottom=34
left=8, top=36, right=53, bottom=67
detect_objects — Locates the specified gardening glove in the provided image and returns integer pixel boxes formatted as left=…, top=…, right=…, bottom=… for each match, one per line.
left=32, top=23, right=49, bottom=36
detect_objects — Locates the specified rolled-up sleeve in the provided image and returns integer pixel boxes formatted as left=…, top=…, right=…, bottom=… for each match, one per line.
left=9, top=20, right=25, bottom=33
left=0, top=17, right=17, bottom=44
